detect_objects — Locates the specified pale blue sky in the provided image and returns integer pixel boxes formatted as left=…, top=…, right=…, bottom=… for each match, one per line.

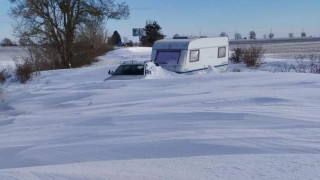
left=1, top=0, right=319, bottom=41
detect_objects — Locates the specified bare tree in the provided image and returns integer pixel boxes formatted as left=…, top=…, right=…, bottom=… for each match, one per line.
left=10, top=0, right=129, bottom=68
left=173, top=34, right=179, bottom=38
left=263, top=34, right=267, bottom=39
left=234, top=33, right=242, bottom=40
left=1, top=38, right=14, bottom=46
left=249, top=31, right=256, bottom=39
left=269, top=33, right=274, bottom=39
left=289, top=33, right=294, bottom=39
left=77, top=17, right=108, bottom=48
left=19, top=37, right=32, bottom=46
left=123, top=36, right=128, bottom=43
left=220, top=32, right=228, bottom=37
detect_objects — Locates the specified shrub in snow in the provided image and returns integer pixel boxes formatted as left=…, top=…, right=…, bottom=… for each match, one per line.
left=0, top=69, right=11, bottom=84
left=242, top=45, right=265, bottom=68
left=229, top=48, right=243, bottom=63
left=274, top=61, right=296, bottom=72
left=232, top=68, right=241, bottom=72
left=0, top=68, right=13, bottom=94
left=0, top=69, right=8, bottom=94
left=309, top=56, right=320, bottom=74
left=295, top=54, right=320, bottom=74
left=73, top=42, right=113, bottom=67
left=15, top=61, right=33, bottom=83
left=230, top=45, right=265, bottom=68
left=274, top=54, right=320, bottom=74
left=0, top=85, right=3, bottom=95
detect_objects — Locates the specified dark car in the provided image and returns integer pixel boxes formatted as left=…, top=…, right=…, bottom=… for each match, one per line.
left=106, top=61, right=152, bottom=80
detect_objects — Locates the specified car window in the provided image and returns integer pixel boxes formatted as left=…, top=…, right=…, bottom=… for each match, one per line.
left=113, top=65, right=145, bottom=75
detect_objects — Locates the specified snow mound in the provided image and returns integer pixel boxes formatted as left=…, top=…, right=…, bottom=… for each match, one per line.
left=146, top=62, right=179, bottom=79
left=1, top=47, right=320, bottom=179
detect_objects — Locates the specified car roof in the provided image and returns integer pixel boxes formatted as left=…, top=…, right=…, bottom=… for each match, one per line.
left=121, top=60, right=151, bottom=65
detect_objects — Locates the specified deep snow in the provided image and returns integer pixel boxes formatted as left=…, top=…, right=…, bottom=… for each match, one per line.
left=0, top=47, right=320, bottom=179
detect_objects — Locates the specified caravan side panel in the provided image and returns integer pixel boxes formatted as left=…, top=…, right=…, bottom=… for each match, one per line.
left=214, top=46, right=229, bottom=71
left=183, top=48, right=210, bottom=72
left=183, top=46, right=229, bottom=73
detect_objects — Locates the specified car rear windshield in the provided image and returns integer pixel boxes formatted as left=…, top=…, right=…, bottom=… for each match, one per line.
left=113, top=65, right=145, bottom=75
left=155, top=51, right=180, bottom=65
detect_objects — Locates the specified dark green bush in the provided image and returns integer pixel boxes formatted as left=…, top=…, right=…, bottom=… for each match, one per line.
left=229, top=48, right=243, bottom=63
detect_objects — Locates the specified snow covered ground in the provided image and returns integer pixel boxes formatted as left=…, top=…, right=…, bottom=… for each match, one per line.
left=0, top=47, right=27, bottom=69
left=231, top=41, right=320, bottom=59
left=0, top=47, right=320, bottom=179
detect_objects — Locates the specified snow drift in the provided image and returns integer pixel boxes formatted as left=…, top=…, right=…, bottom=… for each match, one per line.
left=0, top=47, right=320, bottom=179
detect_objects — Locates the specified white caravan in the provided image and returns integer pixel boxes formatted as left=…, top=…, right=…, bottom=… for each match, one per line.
left=151, top=37, right=229, bottom=73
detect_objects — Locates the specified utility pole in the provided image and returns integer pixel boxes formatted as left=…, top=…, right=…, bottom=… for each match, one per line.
left=139, top=29, right=142, bottom=46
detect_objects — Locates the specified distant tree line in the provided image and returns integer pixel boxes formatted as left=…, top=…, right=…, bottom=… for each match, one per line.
left=0, top=37, right=34, bottom=47
left=217, top=30, right=312, bottom=40
left=1, top=38, right=18, bottom=47
left=110, top=20, right=166, bottom=47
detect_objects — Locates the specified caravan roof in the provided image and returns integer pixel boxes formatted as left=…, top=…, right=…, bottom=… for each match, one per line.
left=153, top=37, right=229, bottom=50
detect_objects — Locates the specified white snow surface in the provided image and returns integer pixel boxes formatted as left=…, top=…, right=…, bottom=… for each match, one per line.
left=0, top=47, right=27, bottom=69
left=1, top=47, right=320, bottom=179
left=94, top=47, right=152, bottom=66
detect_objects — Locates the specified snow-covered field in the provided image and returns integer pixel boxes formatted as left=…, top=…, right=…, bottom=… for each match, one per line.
left=0, top=47, right=27, bottom=69
left=1, top=47, right=320, bottom=179
left=230, top=41, right=320, bottom=59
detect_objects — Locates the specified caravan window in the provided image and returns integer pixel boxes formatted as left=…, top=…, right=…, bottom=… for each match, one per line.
left=218, top=47, right=226, bottom=58
left=190, top=50, right=199, bottom=62
left=155, top=51, right=180, bottom=64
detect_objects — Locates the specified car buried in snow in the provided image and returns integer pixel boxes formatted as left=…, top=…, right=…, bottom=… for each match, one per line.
left=105, top=61, right=153, bottom=80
